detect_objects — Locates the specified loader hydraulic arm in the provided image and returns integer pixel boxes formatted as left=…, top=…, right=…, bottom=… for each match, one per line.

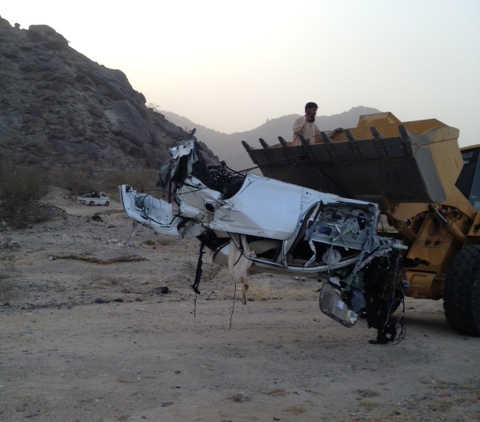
left=429, top=204, right=466, bottom=247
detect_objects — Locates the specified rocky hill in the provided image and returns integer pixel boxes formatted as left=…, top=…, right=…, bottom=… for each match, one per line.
left=0, top=17, right=184, bottom=175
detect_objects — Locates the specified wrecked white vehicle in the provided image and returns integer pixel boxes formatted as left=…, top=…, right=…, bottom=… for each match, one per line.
left=120, top=131, right=406, bottom=342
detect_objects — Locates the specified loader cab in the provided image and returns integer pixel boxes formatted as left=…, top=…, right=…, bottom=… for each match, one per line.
left=457, top=144, right=480, bottom=210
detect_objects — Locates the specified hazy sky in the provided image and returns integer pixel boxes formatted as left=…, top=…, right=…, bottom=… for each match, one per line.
left=3, top=0, right=480, bottom=146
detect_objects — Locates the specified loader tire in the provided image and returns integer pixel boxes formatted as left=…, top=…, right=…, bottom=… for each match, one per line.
left=444, top=245, right=480, bottom=336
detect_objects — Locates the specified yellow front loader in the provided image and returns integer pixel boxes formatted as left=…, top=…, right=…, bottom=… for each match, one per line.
left=243, top=112, right=480, bottom=336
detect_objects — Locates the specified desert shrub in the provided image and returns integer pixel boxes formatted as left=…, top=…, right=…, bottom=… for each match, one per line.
left=47, top=166, right=159, bottom=200
left=102, top=169, right=159, bottom=194
left=0, top=261, right=15, bottom=300
left=48, top=166, right=98, bottom=195
left=183, top=261, right=223, bottom=283
left=0, top=161, right=50, bottom=228
left=157, top=237, right=175, bottom=246
left=0, top=258, right=18, bottom=300
left=0, top=273, right=13, bottom=300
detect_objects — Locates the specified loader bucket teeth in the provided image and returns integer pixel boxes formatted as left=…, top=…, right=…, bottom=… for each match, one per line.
left=259, top=138, right=270, bottom=149
left=344, top=129, right=357, bottom=142
left=244, top=113, right=462, bottom=207
left=278, top=136, right=289, bottom=147
left=320, top=131, right=333, bottom=143
left=241, top=140, right=252, bottom=153
left=369, top=126, right=382, bottom=140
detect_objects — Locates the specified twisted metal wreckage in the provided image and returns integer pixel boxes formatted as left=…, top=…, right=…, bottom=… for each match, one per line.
left=120, top=130, right=409, bottom=344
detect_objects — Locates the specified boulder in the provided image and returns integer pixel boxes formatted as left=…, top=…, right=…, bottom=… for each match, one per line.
left=27, top=25, right=68, bottom=50
left=18, top=53, right=64, bottom=72
left=107, top=100, right=152, bottom=147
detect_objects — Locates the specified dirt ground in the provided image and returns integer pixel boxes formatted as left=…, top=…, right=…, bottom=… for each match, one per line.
left=1, top=188, right=479, bottom=422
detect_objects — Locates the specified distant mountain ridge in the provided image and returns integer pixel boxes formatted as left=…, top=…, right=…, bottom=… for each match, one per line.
left=161, top=106, right=381, bottom=171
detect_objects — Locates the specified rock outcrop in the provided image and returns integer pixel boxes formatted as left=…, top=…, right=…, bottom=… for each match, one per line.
left=0, top=17, right=185, bottom=173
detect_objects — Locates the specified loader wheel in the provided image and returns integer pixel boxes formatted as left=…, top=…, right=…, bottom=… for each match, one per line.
left=89, top=201, right=94, bottom=206
left=444, top=245, right=480, bottom=336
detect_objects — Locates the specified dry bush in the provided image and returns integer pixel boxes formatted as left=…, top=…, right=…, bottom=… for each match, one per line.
left=48, top=166, right=161, bottom=200
left=0, top=262, right=15, bottom=300
left=182, top=261, right=224, bottom=283
left=0, top=255, right=17, bottom=300
left=48, top=166, right=98, bottom=195
left=0, top=161, right=50, bottom=227
left=0, top=273, right=13, bottom=300
left=102, top=169, right=159, bottom=195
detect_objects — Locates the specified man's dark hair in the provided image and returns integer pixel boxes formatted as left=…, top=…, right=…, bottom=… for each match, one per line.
left=305, top=102, right=318, bottom=110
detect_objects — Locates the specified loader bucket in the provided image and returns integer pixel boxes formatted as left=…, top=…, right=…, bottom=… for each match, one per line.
left=242, top=113, right=463, bottom=208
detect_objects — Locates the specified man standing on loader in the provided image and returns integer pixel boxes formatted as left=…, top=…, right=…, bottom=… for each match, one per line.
left=292, top=102, right=342, bottom=145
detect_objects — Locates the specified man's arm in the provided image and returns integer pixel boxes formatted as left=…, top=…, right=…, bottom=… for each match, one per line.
left=293, top=116, right=307, bottom=134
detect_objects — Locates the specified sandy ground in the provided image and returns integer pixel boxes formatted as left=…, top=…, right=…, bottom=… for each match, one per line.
left=1, top=188, right=479, bottom=422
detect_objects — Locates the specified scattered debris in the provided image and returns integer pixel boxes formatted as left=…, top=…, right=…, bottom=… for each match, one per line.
left=154, top=286, right=170, bottom=295
left=51, top=254, right=147, bottom=264
left=94, top=298, right=109, bottom=304
left=230, top=392, right=250, bottom=402
left=161, top=402, right=174, bottom=407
